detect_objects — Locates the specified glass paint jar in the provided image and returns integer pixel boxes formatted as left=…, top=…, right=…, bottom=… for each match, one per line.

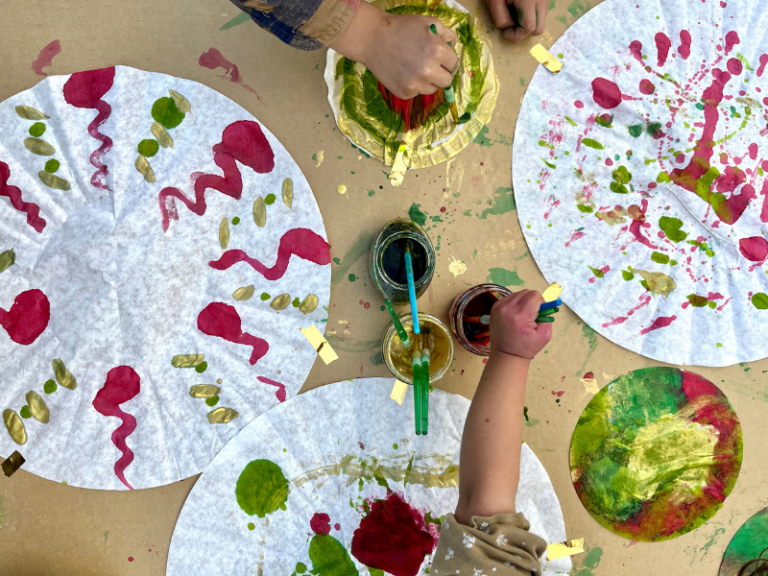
left=382, top=313, right=454, bottom=385
left=370, top=219, right=435, bottom=306
left=449, top=284, right=512, bottom=356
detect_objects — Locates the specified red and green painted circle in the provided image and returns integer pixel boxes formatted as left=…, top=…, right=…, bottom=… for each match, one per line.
left=719, top=508, right=768, bottom=575
left=570, top=367, right=742, bottom=542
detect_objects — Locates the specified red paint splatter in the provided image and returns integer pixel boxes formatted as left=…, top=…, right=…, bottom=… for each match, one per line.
left=589, top=265, right=610, bottom=283
left=760, top=180, right=768, bottom=223
left=639, top=79, right=655, bottom=94
left=32, top=40, right=61, bottom=76
left=351, top=493, right=436, bottom=576
left=591, top=78, right=622, bottom=109
left=0, top=289, right=50, bottom=345
left=583, top=371, right=594, bottom=379
left=724, top=31, right=740, bottom=54
left=63, top=67, right=115, bottom=191
left=655, top=33, right=672, bottom=66
left=758, top=54, right=768, bottom=77
left=727, top=58, right=743, bottom=75
left=629, top=40, right=643, bottom=64
left=92, top=366, right=141, bottom=490
left=159, top=120, right=275, bottom=231
left=679, top=31, right=692, bottom=60
left=739, top=237, right=768, bottom=261
left=749, top=143, right=759, bottom=160
left=310, top=512, right=331, bottom=535
left=574, top=101, right=584, bottom=108
left=197, top=303, right=269, bottom=365
left=551, top=390, right=565, bottom=397
left=0, top=162, right=46, bottom=232
left=199, top=48, right=264, bottom=104
left=639, top=315, right=677, bottom=335
left=334, top=523, right=341, bottom=531
left=629, top=199, right=657, bottom=249
left=209, top=228, right=330, bottom=280
left=128, top=557, right=134, bottom=562
left=377, top=82, right=444, bottom=133
left=565, top=228, right=585, bottom=247
left=256, top=376, right=286, bottom=402
left=602, top=294, right=652, bottom=328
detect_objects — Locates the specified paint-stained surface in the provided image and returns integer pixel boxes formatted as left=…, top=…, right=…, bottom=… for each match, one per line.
left=719, top=508, right=768, bottom=575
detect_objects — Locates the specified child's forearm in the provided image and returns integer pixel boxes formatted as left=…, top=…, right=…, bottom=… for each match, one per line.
left=454, top=352, right=530, bottom=524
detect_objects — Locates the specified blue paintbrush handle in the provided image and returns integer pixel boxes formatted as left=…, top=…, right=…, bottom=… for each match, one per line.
left=404, top=249, right=420, bottom=334
left=539, top=299, right=562, bottom=312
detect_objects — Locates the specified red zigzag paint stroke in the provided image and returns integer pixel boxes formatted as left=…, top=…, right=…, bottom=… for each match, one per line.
left=257, top=376, right=286, bottom=402
left=92, top=366, right=141, bottom=490
left=0, top=162, right=46, bottom=232
left=63, top=67, right=115, bottom=191
left=158, top=120, right=275, bottom=232
left=197, top=302, right=270, bottom=365
left=208, top=228, right=331, bottom=280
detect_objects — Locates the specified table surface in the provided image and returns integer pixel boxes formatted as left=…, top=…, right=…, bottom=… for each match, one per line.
left=1, top=0, right=767, bottom=574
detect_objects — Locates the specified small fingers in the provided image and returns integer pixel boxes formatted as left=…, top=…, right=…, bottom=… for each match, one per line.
left=519, top=1, right=536, bottom=31
left=533, top=0, right=548, bottom=34
left=438, top=44, right=460, bottom=76
left=487, top=0, right=514, bottom=29
left=430, top=18, right=458, bottom=46
left=503, top=25, right=531, bottom=42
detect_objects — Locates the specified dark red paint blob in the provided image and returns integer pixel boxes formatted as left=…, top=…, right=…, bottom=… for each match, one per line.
left=727, top=58, right=743, bottom=75
left=63, top=67, right=115, bottom=191
left=209, top=228, right=330, bottom=280
left=739, top=237, right=768, bottom=262
left=32, top=39, right=61, bottom=76
left=639, top=79, right=656, bottom=95
left=679, top=30, right=692, bottom=60
left=583, top=371, right=594, bottom=379
left=310, top=513, right=331, bottom=535
left=724, top=31, right=740, bottom=54
left=256, top=376, right=286, bottom=402
left=591, top=78, right=622, bottom=109
left=92, top=366, right=141, bottom=490
left=199, top=48, right=263, bottom=103
left=0, top=162, right=46, bottom=233
left=351, top=493, right=436, bottom=576
left=639, top=315, right=677, bottom=335
left=655, top=33, right=672, bottom=66
left=629, top=40, right=643, bottom=64
left=334, top=523, right=341, bottom=531
left=159, top=120, right=275, bottom=231
left=758, top=54, right=768, bottom=77
left=197, top=302, right=269, bottom=365
left=0, top=289, right=50, bottom=345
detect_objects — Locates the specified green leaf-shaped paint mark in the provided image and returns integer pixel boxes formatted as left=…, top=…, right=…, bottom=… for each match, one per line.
left=656, top=172, right=672, bottom=183
left=582, top=138, right=604, bottom=150
left=541, top=158, right=557, bottom=169
left=151, top=97, right=185, bottom=129
left=0, top=248, right=15, bottom=274
left=577, top=204, right=593, bottom=213
left=236, top=459, right=290, bottom=518
left=647, top=122, right=663, bottom=137
left=589, top=266, right=605, bottom=278
left=308, top=534, right=358, bottom=576
left=622, top=269, right=634, bottom=281
left=651, top=252, right=670, bottom=264
left=565, top=116, right=577, bottom=127
left=752, top=293, right=768, bottom=310
left=628, top=124, right=643, bottom=138
left=408, top=203, right=427, bottom=226
left=687, top=294, right=709, bottom=307
left=658, top=216, right=688, bottom=243
left=595, top=114, right=613, bottom=128
left=613, top=165, right=632, bottom=184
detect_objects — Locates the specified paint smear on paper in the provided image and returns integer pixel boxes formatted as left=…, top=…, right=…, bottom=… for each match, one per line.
left=197, top=302, right=270, bottom=365
left=199, top=48, right=265, bottom=104
left=0, top=289, right=50, bottom=346
left=235, top=459, right=289, bottom=517
left=487, top=267, right=524, bottom=286
left=256, top=376, right=286, bottom=402
left=32, top=40, right=61, bottom=76
left=331, top=231, right=373, bottom=286
left=0, top=162, right=46, bottom=232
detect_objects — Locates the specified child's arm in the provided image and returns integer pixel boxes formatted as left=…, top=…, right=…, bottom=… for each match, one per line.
left=455, top=289, right=551, bottom=522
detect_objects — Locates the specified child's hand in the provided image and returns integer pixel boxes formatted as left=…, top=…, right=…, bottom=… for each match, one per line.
left=330, top=2, right=458, bottom=100
left=489, top=289, right=552, bottom=360
left=486, top=0, right=549, bottom=42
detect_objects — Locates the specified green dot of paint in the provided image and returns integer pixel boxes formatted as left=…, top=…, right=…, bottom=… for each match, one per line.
left=670, top=260, right=678, bottom=266
left=151, top=97, right=185, bottom=129
left=717, top=343, right=723, bottom=348
left=393, top=443, right=398, bottom=449
left=20, top=405, right=31, bottom=419
left=707, top=300, right=717, bottom=309
left=558, top=53, right=564, bottom=59
left=232, top=217, right=240, bottom=225
left=348, top=274, right=356, bottom=282
left=44, top=159, right=60, bottom=174
left=138, top=139, right=160, bottom=158
left=282, top=448, right=287, bottom=452
left=248, top=522, right=256, bottom=530
left=43, top=379, right=58, bottom=394
left=261, top=292, right=271, bottom=301
left=380, top=305, right=385, bottom=311
left=205, top=395, right=219, bottom=406
left=195, top=361, right=208, bottom=373
left=705, top=249, right=715, bottom=257
left=292, top=297, right=300, bottom=307
left=752, top=292, right=768, bottom=309
left=236, top=459, right=290, bottom=518
left=264, top=193, right=276, bottom=205
left=29, top=122, right=46, bottom=137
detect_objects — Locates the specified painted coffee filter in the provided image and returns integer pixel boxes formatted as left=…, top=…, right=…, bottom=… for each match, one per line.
left=167, top=378, right=571, bottom=576
left=0, top=66, right=330, bottom=489
left=325, top=0, right=499, bottom=169
left=718, top=508, right=768, bottom=575
left=570, top=367, right=742, bottom=542
left=513, top=0, right=768, bottom=366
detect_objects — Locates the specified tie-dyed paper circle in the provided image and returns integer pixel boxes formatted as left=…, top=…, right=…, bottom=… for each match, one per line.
left=570, top=367, right=742, bottom=542
left=0, top=66, right=330, bottom=489
left=513, top=0, right=768, bottom=366
left=168, top=379, right=571, bottom=576
left=719, top=508, right=768, bottom=575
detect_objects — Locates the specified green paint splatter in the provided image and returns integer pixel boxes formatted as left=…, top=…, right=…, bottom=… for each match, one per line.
left=265, top=193, right=276, bottom=205
left=261, top=292, right=271, bottom=301
left=567, top=0, right=590, bottom=18
left=220, top=11, right=251, bottom=30
left=752, top=293, right=768, bottom=309
left=622, top=269, right=635, bottom=281
left=43, top=159, right=60, bottom=174
left=348, top=274, right=356, bottom=282
left=103, top=530, right=109, bottom=543
left=577, top=324, right=597, bottom=376
left=308, top=533, right=358, bottom=576
left=236, top=459, right=289, bottom=518
left=248, top=522, right=256, bottom=530
left=151, top=97, right=185, bottom=130
left=29, top=122, right=46, bottom=137
left=138, top=139, right=159, bottom=158
left=628, top=124, right=643, bottom=138
left=582, top=138, right=604, bottom=150
left=651, top=252, right=670, bottom=264
left=647, top=122, right=663, bottom=137
left=20, top=405, right=31, bottom=419
left=565, top=116, right=577, bottom=126
left=479, top=187, right=515, bottom=218
left=205, top=395, right=219, bottom=406
left=473, top=125, right=493, bottom=147
left=541, top=158, right=557, bottom=169
left=487, top=268, right=524, bottom=286
left=408, top=203, right=427, bottom=226
left=292, top=297, right=300, bottom=307
left=658, top=216, right=688, bottom=242
left=687, top=294, right=709, bottom=307
left=574, top=546, right=603, bottom=576
left=595, top=114, right=613, bottom=128
left=331, top=231, right=374, bottom=286
left=610, top=165, right=632, bottom=194
left=232, top=216, right=240, bottom=225
left=195, top=361, right=208, bottom=373
left=588, top=266, right=605, bottom=278
left=43, top=379, right=57, bottom=394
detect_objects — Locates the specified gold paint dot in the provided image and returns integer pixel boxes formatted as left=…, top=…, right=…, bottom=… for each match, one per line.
left=337, top=184, right=347, bottom=194
left=217, top=379, right=223, bottom=384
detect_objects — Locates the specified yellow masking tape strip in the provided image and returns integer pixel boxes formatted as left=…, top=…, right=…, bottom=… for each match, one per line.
left=389, top=143, right=410, bottom=187
left=530, top=44, right=563, bottom=74
left=547, top=538, right=585, bottom=561
left=300, top=325, right=339, bottom=365
left=390, top=380, right=409, bottom=405
left=541, top=282, right=563, bottom=302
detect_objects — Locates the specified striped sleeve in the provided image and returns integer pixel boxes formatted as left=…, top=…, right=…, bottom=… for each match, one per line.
left=227, top=0, right=361, bottom=51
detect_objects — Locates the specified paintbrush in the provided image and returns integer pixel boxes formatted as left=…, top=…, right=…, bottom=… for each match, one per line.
left=420, top=328, right=433, bottom=435
left=385, top=300, right=412, bottom=349
left=412, top=332, right=422, bottom=435
left=429, top=24, right=460, bottom=123
left=404, top=244, right=420, bottom=335
left=464, top=314, right=491, bottom=325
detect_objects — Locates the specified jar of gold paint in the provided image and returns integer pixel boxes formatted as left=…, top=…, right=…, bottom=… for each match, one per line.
left=382, top=313, right=453, bottom=385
